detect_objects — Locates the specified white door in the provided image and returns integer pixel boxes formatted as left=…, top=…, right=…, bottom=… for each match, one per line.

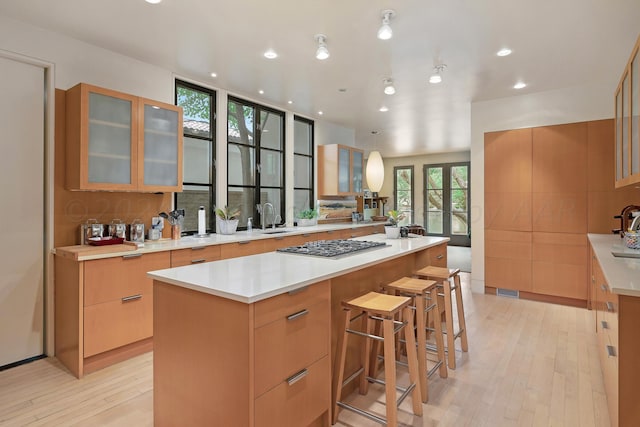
left=0, top=55, right=45, bottom=367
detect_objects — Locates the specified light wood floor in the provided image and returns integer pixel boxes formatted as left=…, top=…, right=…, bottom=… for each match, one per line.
left=0, top=273, right=610, bottom=426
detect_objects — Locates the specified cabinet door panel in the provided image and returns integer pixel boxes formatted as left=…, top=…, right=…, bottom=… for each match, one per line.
left=484, top=128, right=532, bottom=192
left=84, top=294, right=152, bottom=357
left=484, top=192, right=532, bottom=231
left=84, top=252, right=169, bottom=306
left=532, top=192, right=587, bottom=233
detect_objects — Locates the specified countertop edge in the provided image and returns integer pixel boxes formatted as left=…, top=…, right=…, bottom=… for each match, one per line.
left=588, top=234, right=640, bottom=298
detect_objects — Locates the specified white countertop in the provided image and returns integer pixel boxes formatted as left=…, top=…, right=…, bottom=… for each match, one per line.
left=147, top=234, right=449, bottom=304
left=56, top=221, right=387, bottom=261
left=588, top=234, right=640, bottom=298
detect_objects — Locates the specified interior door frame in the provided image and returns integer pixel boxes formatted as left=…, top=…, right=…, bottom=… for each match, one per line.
left=423, top=161, right=471, bottom=247
left=0, top=49, right=55, bottom=358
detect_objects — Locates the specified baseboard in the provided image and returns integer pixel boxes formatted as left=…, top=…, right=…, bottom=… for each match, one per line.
left=484, top=286, right=587, bottom=308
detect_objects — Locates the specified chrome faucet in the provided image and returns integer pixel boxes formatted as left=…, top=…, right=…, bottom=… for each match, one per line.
left=259, top=202, right=274, bottom=230
left=273, top=214, right=282, bottom=229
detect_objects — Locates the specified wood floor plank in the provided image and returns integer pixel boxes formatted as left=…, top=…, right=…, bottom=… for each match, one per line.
left=0, top=273, right=611, bottom=426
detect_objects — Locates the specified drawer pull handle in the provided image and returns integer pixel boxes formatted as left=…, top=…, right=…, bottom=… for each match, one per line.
left=327, top=230, right=333, bottom=234
left=302, top=233, right=311, bottom=237
left=191, top=259, right=206, bottom=264
left=191, top=247, right=205, bottom=251
left=606, top=345, right=617, bottom=358
left=436, top=254, right=444, bottom=260
left=600, top=284, right=608, bottom=292
left=275, top=236, right=285, bottom=240
left=122, top=294, right=142, bottom=302
left=122, top=253, right=142, bottom=259
left=288, top=286, right=309, bottom=295
left=606, top=302, right=615, bottom=312
left=238, top=241, right=251, bottom=245
left=286, top=368, right=308, bottom=386
left=601, top=320, right=609, bottom=330
left=287, top=309, right=309, bottom=321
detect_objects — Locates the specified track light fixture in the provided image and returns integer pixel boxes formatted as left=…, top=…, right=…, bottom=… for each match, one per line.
left=429, top=64, right=447, bottom=84
left=377, top=9, right=395, bottom=40
left=383, top=78, right=395, bottom=95
left=315, top=34, right=329, bottom=60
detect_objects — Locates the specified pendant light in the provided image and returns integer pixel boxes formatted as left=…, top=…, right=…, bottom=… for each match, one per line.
left=377, top=10, right=395, bottom=40
left=315, top=34, right=329, bottom=60
left=366, top=131, right=385, bottom=192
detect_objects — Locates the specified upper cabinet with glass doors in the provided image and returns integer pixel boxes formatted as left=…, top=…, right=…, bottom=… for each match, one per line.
left=65, top=83, right=183, bottom=192
left=317, top=144, right=364, bottom=196
left=615, top=34, right=640, bottom=188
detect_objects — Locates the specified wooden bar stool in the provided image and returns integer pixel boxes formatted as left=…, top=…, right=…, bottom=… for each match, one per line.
left=413, top=266, right=469, bottom=370
left=381, top=277, right=448, bottom=403
left=332, top=292, right=423, bottom=427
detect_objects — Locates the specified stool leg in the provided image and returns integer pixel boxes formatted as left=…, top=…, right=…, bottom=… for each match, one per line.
left=430, top=287, right=448, bottom=379
left=359, top=312, right=373, bottom=395
left=453, top=274, right=469, bottom=352
left=332, top=308, right=351, bottom=425
left=369, top=319, right=382, bottom=380
left=414, top=295, right=429, bottom=403
left=442, top=280, right=457, bottom=369
left=382, top=317, right=398, bottom=427
left=402, top=307, right=423, bottom=416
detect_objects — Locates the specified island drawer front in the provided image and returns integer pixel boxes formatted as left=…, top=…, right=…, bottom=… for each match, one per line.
left=254, top=280, right=330, bottom=328
left=254, top=355, right=330, bottom=427
left=83, top=293, right=153, bottom=357
left=84, top=251, right=169, bottom=306
left=219, top=240, right=267, bottom=259
left=262, top=234, right=308, bottom=252
left=170, top=245, right=221, bottom=267
left=254, top=298, right=330, bottom=396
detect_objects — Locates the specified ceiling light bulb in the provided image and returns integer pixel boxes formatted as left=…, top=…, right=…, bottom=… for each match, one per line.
left=315, top=34, right=329, bottom=60
left=263, top=49, right=278, bottom=59
left=383, top=78, right=395, bottom=95
left=258, top=89, right=264, bottom=94
left=429, top=64, right=447, bottom=84
left=318, top=111, right=324, bottom=115
left=513, top=82, right=527, bottom=89
left=497, top=48, right=512, bottom=57
left=145, top=0, right=162, bottom=4
left=377, top=10, right=395, bottom=40
left=429, top=74, right=442, bottom=84
left=379, top=106, right=389, bottom=112
left=288, top=100, right=293, bottom=104
left=210, top=72, right=217, bottom=78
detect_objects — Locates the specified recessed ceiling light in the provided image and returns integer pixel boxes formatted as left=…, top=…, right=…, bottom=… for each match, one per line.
left=258, top=89, right=264, bottom=94
left=379, top=106, right=389, bottom=112
left=287, top=100, right=293, bottom=104
left=210, top=72, right=217, bottom=78
left=497, top=48, right=512, bottom=57
left=145, top=0, right=162, bottom=4
left=318, top=111, right=324, bottom=115
left=263, top=49, right=278, bottom=59
left=513, top=82, right=527, bottom=89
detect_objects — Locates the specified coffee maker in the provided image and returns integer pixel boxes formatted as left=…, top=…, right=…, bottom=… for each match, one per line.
left=613, top=205, right=640, bottom=236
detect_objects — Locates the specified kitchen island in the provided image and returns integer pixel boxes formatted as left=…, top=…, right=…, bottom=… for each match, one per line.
left=148, top=234, right=449, bottom=427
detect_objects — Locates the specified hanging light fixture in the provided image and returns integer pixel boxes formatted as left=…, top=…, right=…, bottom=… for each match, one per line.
left=383, top=78, right=396, bottom=95
left=377, top=9, right=396, bottom=40
left=315, top=34, right=330, bottom=60
left=366, top=131, right=385, bottom=192
left=429, top=64, right=447, bottom=84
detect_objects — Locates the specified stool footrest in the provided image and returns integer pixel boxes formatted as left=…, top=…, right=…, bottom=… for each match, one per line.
left=337, top=402, right=386, bottom=425
left=341, top=367, right=365, bottom=388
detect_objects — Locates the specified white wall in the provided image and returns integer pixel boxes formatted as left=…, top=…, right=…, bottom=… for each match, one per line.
left=469, top=82, right=614, bottom=293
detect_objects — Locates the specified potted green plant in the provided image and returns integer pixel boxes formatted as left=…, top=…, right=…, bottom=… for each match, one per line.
left=385, top=209, right=405, bottom=239
left=297, top=208, right=318, bottom=227
left=215, top=205, right=241, bottom=235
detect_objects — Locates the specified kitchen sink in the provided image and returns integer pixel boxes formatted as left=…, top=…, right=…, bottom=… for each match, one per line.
left=260, top=229, right=291, bottom=234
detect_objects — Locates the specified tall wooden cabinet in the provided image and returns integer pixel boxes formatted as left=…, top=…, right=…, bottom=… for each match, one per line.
left=65, top=83, right=183, bottom=192
left=317, top=144, right=364, bottom=196
left=615, top=34, right=640, bottom=188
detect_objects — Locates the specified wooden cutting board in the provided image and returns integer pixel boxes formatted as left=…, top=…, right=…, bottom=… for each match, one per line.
left=55, top=243, right=137, bottom=261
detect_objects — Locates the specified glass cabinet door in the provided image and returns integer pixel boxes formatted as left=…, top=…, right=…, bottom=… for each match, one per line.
left=139, top=100, right=183, bottom=191
left=87, top=91, right=134, bottom=186
left=352, top=150, right=363, bottom=193
left=338, top=147, right=350, bottom=193
left=632, top=51, right=639, bottom=176
left=622, top=73, right=630, bottom=179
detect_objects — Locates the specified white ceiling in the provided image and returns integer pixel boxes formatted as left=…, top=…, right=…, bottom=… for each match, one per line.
left=1, top=0, right=639, bottom=157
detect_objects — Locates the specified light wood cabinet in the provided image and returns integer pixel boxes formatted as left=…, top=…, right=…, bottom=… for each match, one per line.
left=615, top=34, right=640, bottom=188
left=54, top=251, right=170, bottom=378
left=220, top=240, right=267, bottom=259
left=171, top=245, right=221, bottom=267
left=65, top=83, right=183, bottom=192
left=589, top=250, right=640, bottom=426
left=317, top=144, right=364, bottom=196
left=153, top=280, right=331, bottom=427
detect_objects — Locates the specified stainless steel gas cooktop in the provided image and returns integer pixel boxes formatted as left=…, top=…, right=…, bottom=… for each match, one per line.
left=276, top=239, right=387, bottom=258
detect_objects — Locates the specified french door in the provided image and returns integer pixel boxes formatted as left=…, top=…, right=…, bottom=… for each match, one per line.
left=423, top=162, right=471, bottom=246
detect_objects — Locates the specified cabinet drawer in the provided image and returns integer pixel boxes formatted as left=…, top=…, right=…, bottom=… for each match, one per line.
left=347, top=226, right=373, bottom=238
left=171, top=245, right=221, bottom=267
left=219, top=240, right=266, bottom=259
left=255, top=356, right=330, bottom=427
left=262, top=234, right=307, bottom=252
left=599, top=335, right=619, bottom=427
left=254, top=281, right=330, bottom=328
left=84, top=251, right=169, bottom=306
left=255, top=299, right=330, bottom=396
left=84, top=293, right=153, bottom=357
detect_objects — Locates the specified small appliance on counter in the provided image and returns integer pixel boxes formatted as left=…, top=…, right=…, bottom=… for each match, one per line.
left=79, top=219, right=104, bottom=245
left=613, top=205, right=640, bottom=236
left=108, top=219, right=126, bottom=239
left=127, top=219, right=145, bottom=244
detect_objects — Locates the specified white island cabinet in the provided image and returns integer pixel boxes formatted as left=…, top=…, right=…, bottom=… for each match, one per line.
left=148, top=234, right=449, bottom=427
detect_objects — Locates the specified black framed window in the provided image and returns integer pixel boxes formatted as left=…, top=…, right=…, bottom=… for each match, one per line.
left=393, top=166, right=414, bottom=224
left=227, top=96, right=285, bottom=229
left=174, top=80, right=216, bottom=234
left=293, top=115, right=314, bottom=217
